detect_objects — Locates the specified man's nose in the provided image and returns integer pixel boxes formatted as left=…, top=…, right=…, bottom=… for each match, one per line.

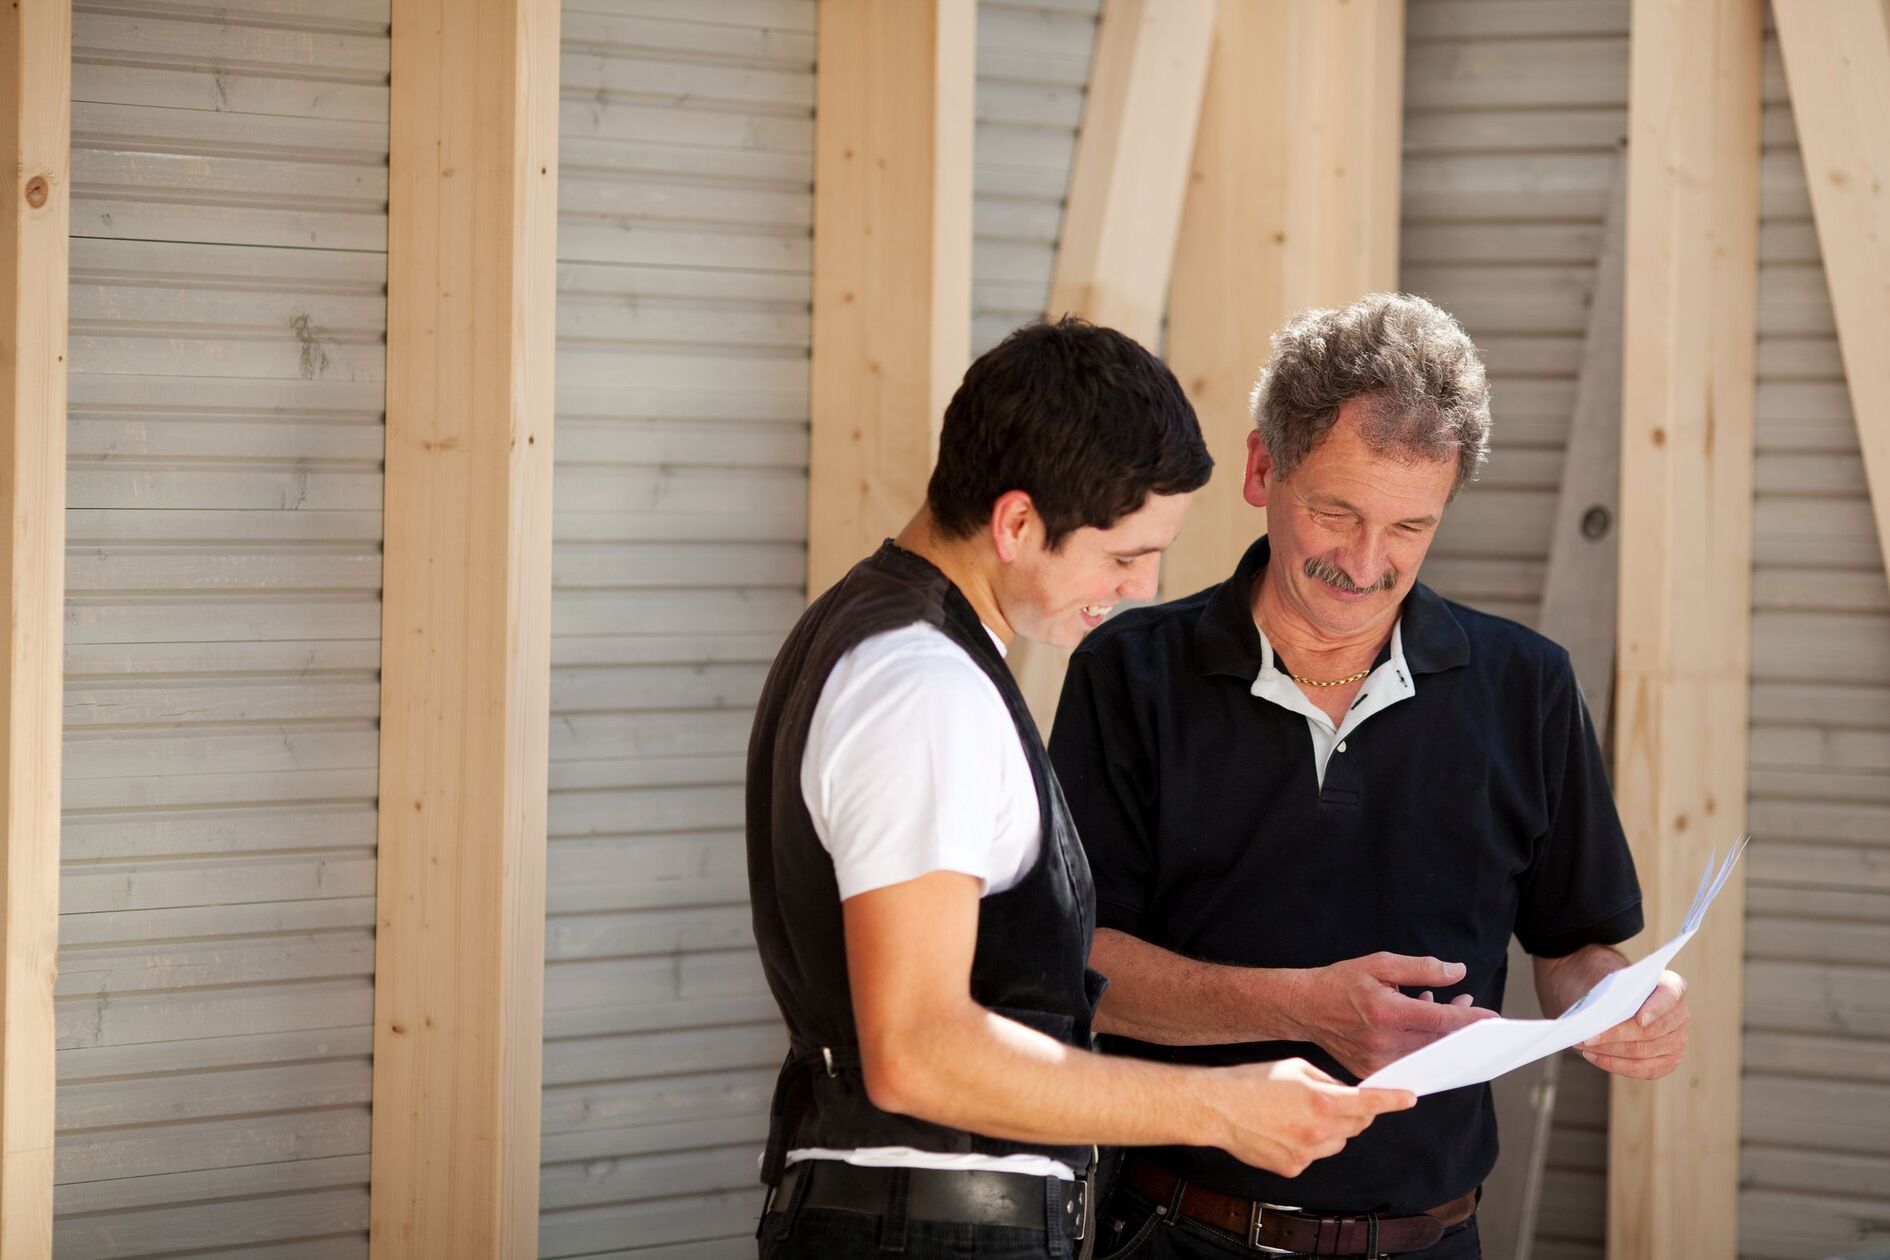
left=1338, top=537, right=1389, bottom=588
left=1123, top=556, right=1160, bottom=603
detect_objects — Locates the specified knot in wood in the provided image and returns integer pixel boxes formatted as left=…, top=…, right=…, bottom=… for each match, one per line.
left=24, top=175, right=49, bottom=209
left=1580, top=504, right=1613, bottom=541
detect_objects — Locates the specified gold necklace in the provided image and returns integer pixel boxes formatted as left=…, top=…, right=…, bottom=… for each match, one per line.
left=1288, top=665, right=1373, bottom=688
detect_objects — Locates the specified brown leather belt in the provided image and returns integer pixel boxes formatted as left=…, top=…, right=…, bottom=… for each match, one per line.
left=1124, top=1155, right=1476, bottom=1256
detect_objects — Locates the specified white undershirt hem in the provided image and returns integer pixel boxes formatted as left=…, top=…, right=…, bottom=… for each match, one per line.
left=783, top=1147, right=1077, bottom=1181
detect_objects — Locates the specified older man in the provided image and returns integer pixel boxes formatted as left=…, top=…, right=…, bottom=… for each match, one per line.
left=1049, top=294, right=1690, bottom=1259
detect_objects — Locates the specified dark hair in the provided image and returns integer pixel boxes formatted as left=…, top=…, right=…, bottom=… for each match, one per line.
left=926, top=317, right=1213, bottom=548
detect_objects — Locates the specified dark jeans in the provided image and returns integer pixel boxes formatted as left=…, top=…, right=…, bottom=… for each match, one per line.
left=1092, top=1185, right=1481, bottom=1260
left=758, top=1204, right=1075, bottom=1259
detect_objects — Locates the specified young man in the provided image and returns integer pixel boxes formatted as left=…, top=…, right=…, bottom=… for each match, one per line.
left=747, top=319, right=1414, bottom=1259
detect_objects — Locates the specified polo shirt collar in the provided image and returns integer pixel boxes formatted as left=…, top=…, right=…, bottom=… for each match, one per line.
left=1191, top=535, right=1472, bottom=679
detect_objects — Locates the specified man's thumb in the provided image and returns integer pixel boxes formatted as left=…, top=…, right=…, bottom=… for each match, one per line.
left=1372, top=954, right=1467, bottom=987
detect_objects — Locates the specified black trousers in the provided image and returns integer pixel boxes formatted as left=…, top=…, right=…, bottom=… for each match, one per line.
left=1090, top=1182, right=1482, bottom=1260
left=758, top=1205, right=1077, bottom=1259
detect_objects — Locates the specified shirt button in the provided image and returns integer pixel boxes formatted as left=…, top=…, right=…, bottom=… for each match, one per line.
left=1337, top=741, right=1348, bottom=753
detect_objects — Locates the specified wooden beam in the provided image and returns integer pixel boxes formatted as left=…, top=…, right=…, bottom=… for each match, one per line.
left=807, top=0, right=974, bottom=599
left=1010, top=0, right=1215, bottom=730
left=1, top=2, right=70, bottom=1255
left=1482, top=148, right=1629, bottom=1260
left=1609, top=2, right=1762, bottom=1257
left=1541, top=149, right=1629, bottom=741
left=1045, top=0, right=1214, bottom=341
left=371, top=0, right=560, bottom=1252
left=1774, top=0, right=1890, bottom=579
left=1160, top=0, right=1406, bottom=601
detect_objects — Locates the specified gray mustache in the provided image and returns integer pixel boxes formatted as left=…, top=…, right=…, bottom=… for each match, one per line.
left=1303, top=555, right=1399, bottom=594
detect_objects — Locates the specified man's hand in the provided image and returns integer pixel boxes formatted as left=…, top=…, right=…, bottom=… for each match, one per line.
left=1201, top=1058, right=1415, bottom=1178
left=1297, top=952, right=1498, bottom=1078
left=1577, top=970, right=1689, bottom=1079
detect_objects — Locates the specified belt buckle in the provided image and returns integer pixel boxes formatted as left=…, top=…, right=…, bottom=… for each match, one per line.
left=1072, top=1178, right=1087, bottom=1241
left=1247, top=1200, right=1299, bottom=1255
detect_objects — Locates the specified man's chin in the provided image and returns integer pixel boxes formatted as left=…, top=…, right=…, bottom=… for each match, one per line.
left=1042, top=626, right=1086, bottom=651
left=1032, top=617, right=1091, bottom=652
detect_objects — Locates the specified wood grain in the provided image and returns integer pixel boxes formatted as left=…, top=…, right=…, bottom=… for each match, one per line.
left=371, top=0, right=561, bottom=1252
left=806, top=0, right=974, bottom=599
left=1608, top=2, right=1762, bottom=1256
left=1, top=1, right=72, bottom=1254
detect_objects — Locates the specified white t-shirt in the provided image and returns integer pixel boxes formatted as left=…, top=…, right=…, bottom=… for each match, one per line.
left=786, top=621, right=1074, bottom=1180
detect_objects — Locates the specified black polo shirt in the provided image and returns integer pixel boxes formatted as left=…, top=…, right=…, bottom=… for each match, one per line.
left=1049, top=536, right=1642, bottom=1214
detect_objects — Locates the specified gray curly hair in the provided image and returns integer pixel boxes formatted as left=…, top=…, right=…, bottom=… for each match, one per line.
left=1249, top=292, right=1491, bottom=499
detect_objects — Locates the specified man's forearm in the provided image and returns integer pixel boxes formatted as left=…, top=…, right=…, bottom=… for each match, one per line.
left=839, top=872, right=1412, bottom=1175
left=1532, top=942, right=1628, bottom=1017
left=1088, top=927, right=1311, bottom=1046
left=864, top=998, right=1234, bottom=1150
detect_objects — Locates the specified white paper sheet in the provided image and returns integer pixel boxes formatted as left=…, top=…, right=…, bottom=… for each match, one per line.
left=1361, top=836, right=1749, bottom=1097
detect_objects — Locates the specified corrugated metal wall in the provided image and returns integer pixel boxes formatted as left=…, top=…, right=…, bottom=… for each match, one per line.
left=537, top=3, right=813, bottom=1254
left=49, top=3, right=1880, bottom=1254
left=1739, top=12, right=1890, bottom=1258
left=973, top=0, right=1101, bottom=358
left=1399, top=3, right=1628, bottom=1256
left=57, top=1, right=390, bottom=1255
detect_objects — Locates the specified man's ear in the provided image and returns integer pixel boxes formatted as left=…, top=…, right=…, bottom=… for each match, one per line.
left=987, top=490, right=1036, bottom=564
left=1243, top=430, right=1275, bottom=510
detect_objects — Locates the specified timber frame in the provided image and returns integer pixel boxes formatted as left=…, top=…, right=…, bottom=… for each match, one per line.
left=806, top=0, right=974, bottom=600
left=369, top=0, right=562, bottom=1252
left=1, top=2, right=72, bottom=1256
left=1609, top=1, right=1762, bottom=1256
left=3, top=0, right=1887, bottom=1251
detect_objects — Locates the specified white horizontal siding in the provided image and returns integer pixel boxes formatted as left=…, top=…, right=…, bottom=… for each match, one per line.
left=1401, top=0, right=1629, bottom=632
left=542, top=2, right=814, bottom=1256
left=1400, top=4, right=1629, bottom=1256
left=56, top=1, right=388, bottom=1256
left=973, top=0, right=1100, bottom=357
left=1738, top=13, right=1890, bottom=1259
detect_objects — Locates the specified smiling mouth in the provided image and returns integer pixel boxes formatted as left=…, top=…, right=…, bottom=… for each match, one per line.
left=1082, top=604, right=1113, bottom=619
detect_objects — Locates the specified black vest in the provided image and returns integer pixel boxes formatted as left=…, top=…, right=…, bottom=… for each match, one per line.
left=746, top=542, right=1104, bottom=1183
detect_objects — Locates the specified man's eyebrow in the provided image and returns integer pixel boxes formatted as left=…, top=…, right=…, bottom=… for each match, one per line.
left=1305, top=492, right=1437, bottom=528
left=1303, top=492, right=1360, bottom=514
left=1106, top=545, right=1163, bottom=558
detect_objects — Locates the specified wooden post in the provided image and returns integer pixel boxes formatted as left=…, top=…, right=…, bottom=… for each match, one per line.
left=1482, top=149, right=1629, bottom=1260
left=1541, top=152, right=1630, bottom=741
left=1773, top=0, right=1890, bottom=577
left=1044, top=0, right=1214, bottom=341
left=807, top=0, right=974, bottom=599
left=1010, top=0, right=1215, bottom=730
left=1609, top=2, right=1761, bottom=1257
left=371, top=0, right=560, bottom=1253
left=1, top=2, right=71, bottom=1255
left=1161, top=0, right=1406, bottom=600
